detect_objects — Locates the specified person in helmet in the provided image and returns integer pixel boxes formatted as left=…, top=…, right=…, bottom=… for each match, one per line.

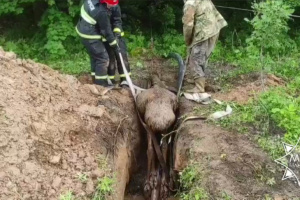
left=183, top=0, right=227, bottom=93
left=103, top=5, right=131, bottom=87
left=76, top=0, right=120, bottom=86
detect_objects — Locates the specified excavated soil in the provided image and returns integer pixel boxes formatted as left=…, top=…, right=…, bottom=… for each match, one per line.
left=213, top=73, right=285, bottom=104
left=174, top=99, right=300, bottom=199
left=0, top=48, right=141, bottom=200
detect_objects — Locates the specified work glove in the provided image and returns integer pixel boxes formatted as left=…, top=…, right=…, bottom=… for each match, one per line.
left=114, top=33, right=123, bottom=46
left=111, top=43, right=121, bottom=55
left=114, top=32, right=122, bottom=38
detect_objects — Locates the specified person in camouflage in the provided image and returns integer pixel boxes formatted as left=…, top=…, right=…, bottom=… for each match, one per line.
left=183, top=0, right=227, bottom=93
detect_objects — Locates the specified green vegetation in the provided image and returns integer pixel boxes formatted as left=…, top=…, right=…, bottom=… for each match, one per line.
left=92, top=176, right=114, bottom=200
left=77, top=172, right=89, bottom=183
left=59, top=176, right=114, bottom=200
left=221, top=192, right=232, bottom=200
left=0, top=35, right=90, bottom=75
left=0, top=0, right=186, bottom=74
left=1, top=0, right=299, bottom=77
left=260, top=79, right=300, bottom=143
left=205, top=0, right=300, bottom=157
left=178, top=164, right=210, bottom=200
left=59, top=191, right=75, bottom=200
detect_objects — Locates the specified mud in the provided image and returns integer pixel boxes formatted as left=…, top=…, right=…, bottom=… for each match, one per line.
left=0, top=48, right=141, bottom=200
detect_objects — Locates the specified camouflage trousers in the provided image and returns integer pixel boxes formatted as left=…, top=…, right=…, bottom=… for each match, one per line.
left=187, top=33, right=219, bottom=78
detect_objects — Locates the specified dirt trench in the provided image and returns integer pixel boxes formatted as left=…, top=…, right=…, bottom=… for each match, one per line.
left=113, top=58, right=298, bottom=200
left=1, top=47, right=300, bottom=200
left=137, top=58, right=300, bottom=199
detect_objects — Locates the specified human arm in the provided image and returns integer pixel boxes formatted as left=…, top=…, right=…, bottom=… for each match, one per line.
left=111, top=5, right=124, bottom=37
left=96, top=9, right=118, bottom=47
left=182, top=2, right=195, bottom=46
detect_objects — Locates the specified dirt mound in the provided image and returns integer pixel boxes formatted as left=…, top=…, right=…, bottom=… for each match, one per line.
left=0, top=48, right=140, bottom=200
left=174, top=99, right=300, bottom=199
left=214, top=73, right=285, bottom=104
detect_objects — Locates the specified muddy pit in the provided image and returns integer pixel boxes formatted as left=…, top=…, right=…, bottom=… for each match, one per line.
left=1, top=48, right=300, bottom=200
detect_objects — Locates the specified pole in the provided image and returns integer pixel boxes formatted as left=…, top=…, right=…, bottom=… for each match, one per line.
left=118, top=52, right=136, bottom=100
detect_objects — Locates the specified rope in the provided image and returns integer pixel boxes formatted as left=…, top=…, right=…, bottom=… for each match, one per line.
left=215, top=5, right=300, bottom=18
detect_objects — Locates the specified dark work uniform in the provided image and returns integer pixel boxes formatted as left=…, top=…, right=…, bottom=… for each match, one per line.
left=76, top=0, right=118, bottom=86
left=103, top=5, right=131, bottom=84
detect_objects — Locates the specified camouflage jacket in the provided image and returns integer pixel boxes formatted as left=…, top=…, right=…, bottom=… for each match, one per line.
left=182, top=0, right=227, bottom=48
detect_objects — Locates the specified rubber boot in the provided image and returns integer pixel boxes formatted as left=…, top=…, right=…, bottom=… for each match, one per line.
left=95, top=79, right=109, bottom=87
left=92, top=76, right=95, bottom=84
left=186, top=77, right=206, bottom=93
left=120, top=77, right=129, bottom=88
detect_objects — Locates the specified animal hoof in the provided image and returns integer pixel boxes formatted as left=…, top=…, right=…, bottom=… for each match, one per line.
left=160, top=180, right=169, bottom=200
left=149, top=172, right=158, bottom=188
left=143, top=181, right=151, bottom=198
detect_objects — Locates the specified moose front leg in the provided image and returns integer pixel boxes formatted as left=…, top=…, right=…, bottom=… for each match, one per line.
left=144, top=131, right=157, bottom=199
left=151, top=166, right=161, bottom=200
left=160, top=137, right=170, bottom=200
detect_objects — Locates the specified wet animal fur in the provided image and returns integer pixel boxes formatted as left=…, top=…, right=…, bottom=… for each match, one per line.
left=136, top=85, right=178, bottom=133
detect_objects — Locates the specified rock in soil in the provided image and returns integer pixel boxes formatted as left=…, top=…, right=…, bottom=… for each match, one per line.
left=49, top=154, right=61, bottom=164
left=85, top=179, right=94, bottom=195
left=52, top=176, right=62, bottom=189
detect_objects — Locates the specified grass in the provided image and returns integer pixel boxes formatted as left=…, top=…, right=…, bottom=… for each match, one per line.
left=92, top=176, right=114, bottom=200
left=59, top=191, right=75, bottom=200
left=204, top=99, right=286, bottom=160
left=77, top=173, right=89, bottom=183
left=47, top=52, right=90, bottom=75
left=0, top=35, right=91, bottom=75
left=90, top=155, right=115, bottom=200
left=221, top=192, right=232, bottom=200
left=178, top=164, right=210, bottom=200
left=257, top=135, right=284, bottom=159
